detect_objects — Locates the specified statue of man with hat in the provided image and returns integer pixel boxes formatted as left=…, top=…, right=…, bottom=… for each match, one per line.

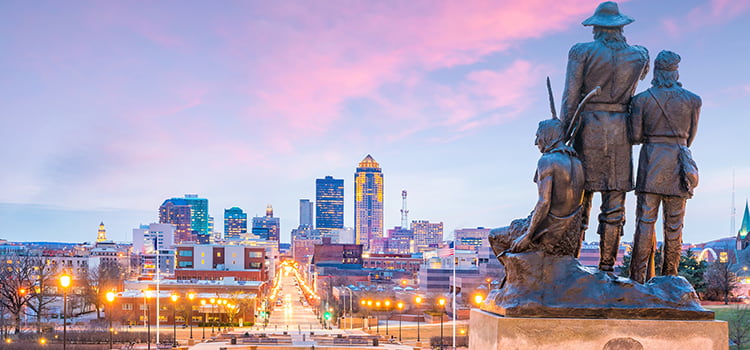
left=628, top=50, right=701, bottom=283
left=561, top=1, right=649, bottom=273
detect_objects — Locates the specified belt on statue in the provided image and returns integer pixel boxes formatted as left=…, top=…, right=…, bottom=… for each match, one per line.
left=645, top=136, right=687, bottom=145
left=583, top=103, right=628, bottom=113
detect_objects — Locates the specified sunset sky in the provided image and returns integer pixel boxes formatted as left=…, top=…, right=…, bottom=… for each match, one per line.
left=1, top=0, right=749, bottom=245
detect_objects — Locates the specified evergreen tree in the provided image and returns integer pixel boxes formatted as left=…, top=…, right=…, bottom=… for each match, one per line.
left=677, top=249, right=707, bottom=294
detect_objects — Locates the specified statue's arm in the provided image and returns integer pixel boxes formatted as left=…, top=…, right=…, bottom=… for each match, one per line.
left=527, top=160, right=553, bottom=240
left=510, top=159, right=553, bottom=252
left=687, top=94, right=702, bottom=147
left=629, top=94, right=644, bottom=144
left=561, top=44, right=586, bottom=131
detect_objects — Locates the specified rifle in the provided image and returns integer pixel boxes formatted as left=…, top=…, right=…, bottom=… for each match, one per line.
left=547, top=77, right=557, bottom=120
left=564, top=86, right=601, bottom=146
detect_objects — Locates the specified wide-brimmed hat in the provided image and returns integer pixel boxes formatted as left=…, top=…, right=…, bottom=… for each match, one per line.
left=582, top=1, right=634, bottom=27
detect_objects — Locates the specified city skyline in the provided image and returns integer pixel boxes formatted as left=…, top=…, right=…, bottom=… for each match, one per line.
left=1, top=1, right=749, bottom=244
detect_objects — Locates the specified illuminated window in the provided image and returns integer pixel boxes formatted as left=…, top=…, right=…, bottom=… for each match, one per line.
left=201, top=259, right=205, bottom=265
left=217, top=252, right=221, bottom=257
left=201, top=252, right=205, bottom=257
left=232, top=253, right=236, bottom=258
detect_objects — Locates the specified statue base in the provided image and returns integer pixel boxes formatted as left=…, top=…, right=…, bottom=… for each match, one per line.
left=469, top=309, right=728, bottom=350
left=481, top=251, right=713, bottom=320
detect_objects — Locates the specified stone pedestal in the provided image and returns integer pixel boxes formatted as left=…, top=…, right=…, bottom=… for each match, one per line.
left=469, top=309, right=728, bottom=350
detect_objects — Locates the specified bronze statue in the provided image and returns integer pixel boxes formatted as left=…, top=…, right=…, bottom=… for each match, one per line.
left=560, top=1, right=649, bottom=272
left=489, top=118, right=585, bottom=258
left=628, top=50, right=701, bottom=283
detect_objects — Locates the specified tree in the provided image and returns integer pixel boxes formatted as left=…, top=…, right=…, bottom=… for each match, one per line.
left=24, top=256, right=58, bottom=334
left=618, top=247, right=662, bottom=280
left=678, top=249, right=707, bottom=294
left=0, top=256, right=39, bottom=333
left=82, top=263, right=126, bottom=319
left=729, top=305, right=750, bottom=349
left=704, top=260, right=737, bottom=304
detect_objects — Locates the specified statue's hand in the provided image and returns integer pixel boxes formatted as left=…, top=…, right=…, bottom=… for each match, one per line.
left=510, top=233, right=531, bottom=253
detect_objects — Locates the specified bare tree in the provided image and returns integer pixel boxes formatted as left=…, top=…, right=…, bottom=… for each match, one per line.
left=24, top=256, right=59, bottom=333
left=729, top=305, right=750, bottom=349
left=704, top=260, right=738, bottom=304
left=82, top=263, right=126, bottom=319
left=0, top=256, right=38, bottom=333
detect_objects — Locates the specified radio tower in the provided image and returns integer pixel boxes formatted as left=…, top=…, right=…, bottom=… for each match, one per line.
left=400, top=190, right=409, bottom=229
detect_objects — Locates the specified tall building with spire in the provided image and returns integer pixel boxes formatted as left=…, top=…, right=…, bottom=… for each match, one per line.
left=354, top=155, right=383, bottom=251
left=316, top=176, right=344, bottom=235
left=737, top=201, right=750, bottom=249
left=97, top=222, right=107, bottom=242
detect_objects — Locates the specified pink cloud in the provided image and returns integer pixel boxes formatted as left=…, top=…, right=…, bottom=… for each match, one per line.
left=663, top=0, right=750, bottom=36
left=216, top=0, right=605, bottom=141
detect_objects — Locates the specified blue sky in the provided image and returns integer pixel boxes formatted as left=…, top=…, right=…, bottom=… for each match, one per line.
left=1, top=0, right=749, bottom=244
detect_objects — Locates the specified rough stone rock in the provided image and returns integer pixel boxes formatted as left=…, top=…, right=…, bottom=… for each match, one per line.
left=480, top=251, right=713, bottom=320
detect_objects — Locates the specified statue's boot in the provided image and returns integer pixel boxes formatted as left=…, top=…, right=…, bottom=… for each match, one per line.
left=598, top=223, right=622, bottom=272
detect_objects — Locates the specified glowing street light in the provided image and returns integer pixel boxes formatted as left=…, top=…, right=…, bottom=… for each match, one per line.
left=474, top=294, right=484, bottom=306
left=171, top=294, right=179, bottom=347
left=188, top=293, right=195, bottom=340
left=396, top=301, right=404, bottom=342
left=437, top=298, right=447, bottom=350
left=200, top=299, right=207, bottom=339
left=384, top=300, right=391, bottom=335
left=414, top=296, right=423, bottom=342
left=106, top=291, right=116, bottom=349
left=59, top=274, right=72, bottom=350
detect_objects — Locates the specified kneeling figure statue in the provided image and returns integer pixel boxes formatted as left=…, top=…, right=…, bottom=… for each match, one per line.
left=489, top=118, right=584, bottom=258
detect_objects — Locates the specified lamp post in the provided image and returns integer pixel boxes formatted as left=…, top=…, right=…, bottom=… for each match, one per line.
left=171, top=294, right=178, bottom=347
left=366, top=300, right=372, bottom=330
left=374, top=301, right=381, bottom=334
left=384, top=300, right=391, bottom=336
left=200, top=300, right=206, bottom=339
left=414, top=296, right=422, bottom=342
left=209, top=298, right=216, bottom=334
left=144, top=290, right=151, bottom=350
left=106, top=291, right=115, bottom=350
left=396, top=302, right=404, bottom=342
left=188, top=293, right=195, bottom=340
left=438, top=298, right=446, bottom=350
left=59, top=274, right=71, bottom=350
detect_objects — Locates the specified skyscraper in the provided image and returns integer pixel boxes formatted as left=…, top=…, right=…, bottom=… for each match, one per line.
left=159, top=198, right=194, bottom=243
left=224, top=207, right=248, bottom=240
left=183, top=194, right=209, bottom=239
left=300, top=199, right=314, bottom=228
left=412, top=220, right=444, bottom=252
left=316, top=176, right=344, bottom=235
left=354, top=155, right=383, bottom=251
left=252, top=204, right=281, bottom=242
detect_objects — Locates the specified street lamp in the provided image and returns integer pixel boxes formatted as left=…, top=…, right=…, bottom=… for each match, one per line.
left=144, top=290, right=152, bottom=350
left=200, top=300, right=206, bottom=339
left=59, top=274, right=71, bottom=350
left=384, top=300, right=391, bottom=336
left=396, top=302, right=404, bottom=342
left=438, top=297, right=446, bottom=350
left=171, top=294, right=179, bottom=347
left=374, top=301, right=381, bottom=334
left=414, top=296, right=422, bottom=342
left=106, top=291, right=115, bottom=350
left=473, top=294, right=484, bottom=306
left=209, top=298, right=216, bottom=334
left=187, top=293, right=195, bottom=340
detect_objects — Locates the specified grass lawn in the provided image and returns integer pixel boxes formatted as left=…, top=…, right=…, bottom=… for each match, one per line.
left=706, top=304, right=750, bottom=350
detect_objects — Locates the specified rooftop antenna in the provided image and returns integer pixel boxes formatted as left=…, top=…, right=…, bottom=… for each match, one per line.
left=400, top=190, right=409, bottom=229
